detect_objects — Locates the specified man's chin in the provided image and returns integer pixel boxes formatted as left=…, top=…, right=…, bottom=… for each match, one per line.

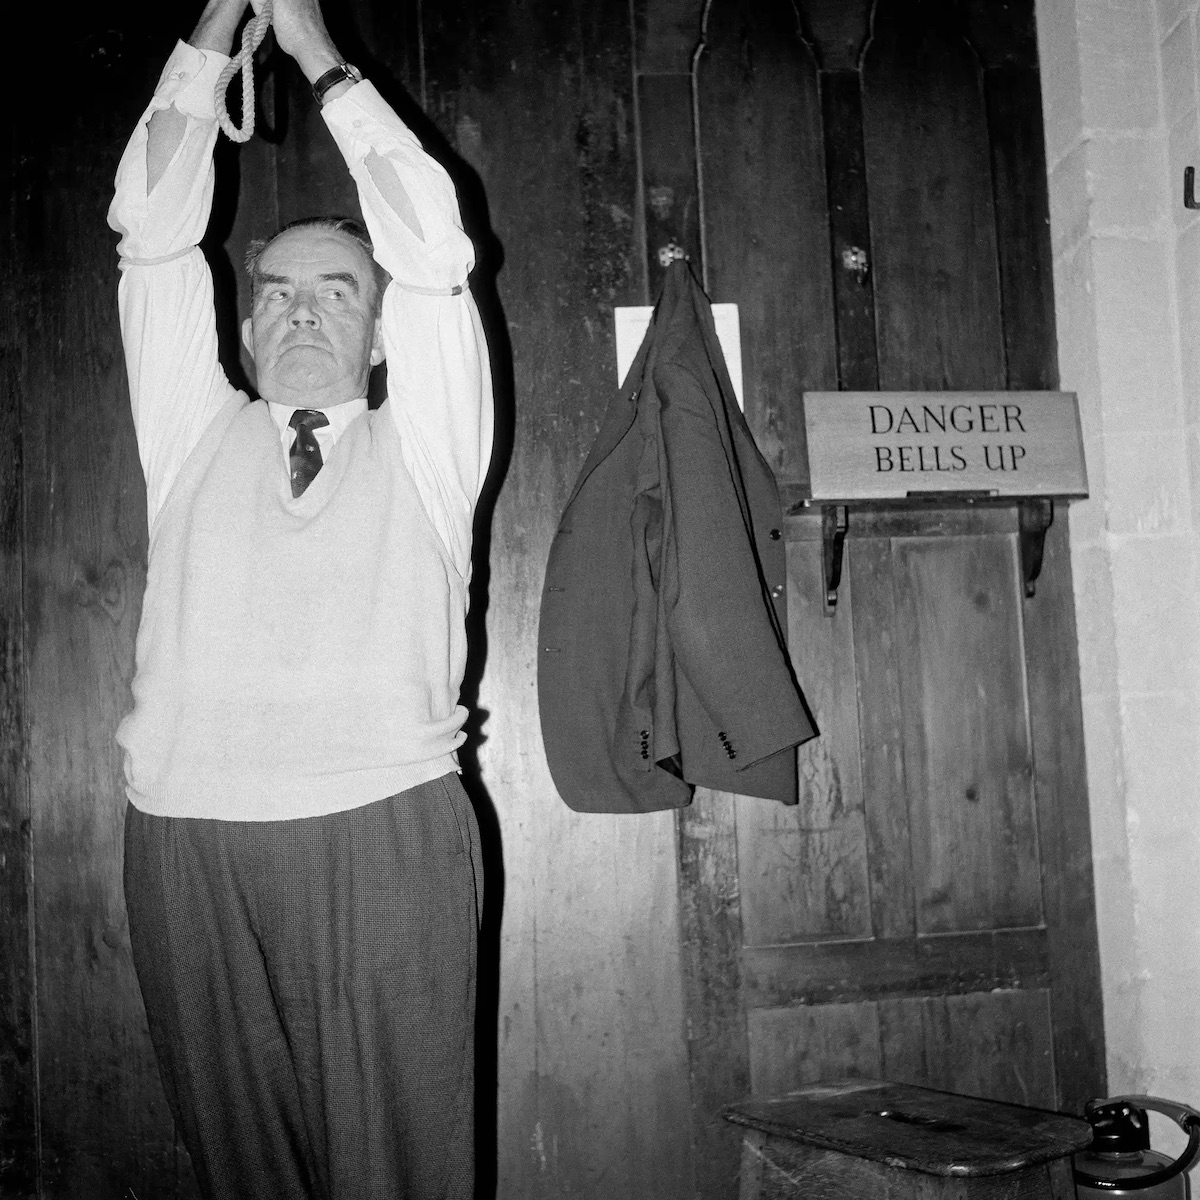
left=263, top=360, right=343, bottom=403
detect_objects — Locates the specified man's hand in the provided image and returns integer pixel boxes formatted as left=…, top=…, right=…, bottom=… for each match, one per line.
left=259, top=0, right=345, bottom=87
left=188, top=0, right=250, bottom=55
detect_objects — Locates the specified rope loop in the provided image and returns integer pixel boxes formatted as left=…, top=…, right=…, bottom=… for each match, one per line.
left=215, top=0, right=274, bottom=143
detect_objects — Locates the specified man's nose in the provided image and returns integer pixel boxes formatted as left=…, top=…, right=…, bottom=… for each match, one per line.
left=288, top=295, right=321, bottom=327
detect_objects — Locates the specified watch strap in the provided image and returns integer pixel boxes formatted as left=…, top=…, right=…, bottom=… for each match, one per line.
left=312, top=63, right=362, bottom=104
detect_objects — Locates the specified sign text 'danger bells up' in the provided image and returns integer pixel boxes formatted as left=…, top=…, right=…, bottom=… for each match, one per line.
left=800, top=391, right=1088, bottom=502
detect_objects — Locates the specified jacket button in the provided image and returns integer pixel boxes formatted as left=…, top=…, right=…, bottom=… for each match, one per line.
left=771, top=584, right=783, bottom=598
left=769, top=528, right=781, bottom=540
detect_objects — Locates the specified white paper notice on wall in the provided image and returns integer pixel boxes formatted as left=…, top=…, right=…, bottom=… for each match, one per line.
left=613, top=304, right=744, bottom=410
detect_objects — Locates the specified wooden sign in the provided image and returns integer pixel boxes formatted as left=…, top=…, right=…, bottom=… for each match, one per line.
left=801, top=391, right=1088, bottom=501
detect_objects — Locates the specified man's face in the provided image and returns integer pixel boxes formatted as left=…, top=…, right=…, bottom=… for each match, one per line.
left=241, top=227, right=384, bottom=409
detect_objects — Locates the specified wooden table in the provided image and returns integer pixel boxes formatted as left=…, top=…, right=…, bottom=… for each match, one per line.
left=723, top=1081, right=1093, bottom=1199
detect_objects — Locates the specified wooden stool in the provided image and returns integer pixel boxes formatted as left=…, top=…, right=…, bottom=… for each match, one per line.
left=723, top=1081, right=1093, bottom=1199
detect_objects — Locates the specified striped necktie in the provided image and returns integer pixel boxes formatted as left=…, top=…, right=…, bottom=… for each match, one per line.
left=288, top=408, right=330, bottom=497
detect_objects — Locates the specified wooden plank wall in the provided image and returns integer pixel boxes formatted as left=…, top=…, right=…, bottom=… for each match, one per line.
left=1, top=0, right=1102, bottom=1197
left=416, top=2, right=694, bottom=1195
left=5, top=12, right=197, bottom=1198
left=4, top=0, right=701, bottom=1196
left=1, top=88, right=37, bottom=1197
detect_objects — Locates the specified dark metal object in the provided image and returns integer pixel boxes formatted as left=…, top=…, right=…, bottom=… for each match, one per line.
left=1075, top=1096, right=1200, bottom=1197
left=822, top=504, right=848, bottom=612
left=1018, top=497, right=1054, bottom=599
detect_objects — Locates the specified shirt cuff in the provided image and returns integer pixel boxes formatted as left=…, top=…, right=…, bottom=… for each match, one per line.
left=320, top=80, right=424, bottom=154
left=154, top=39, right=232, bottom=119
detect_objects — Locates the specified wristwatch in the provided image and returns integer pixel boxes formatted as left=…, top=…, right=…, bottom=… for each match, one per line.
left=312, top=62, right=363, bottom=105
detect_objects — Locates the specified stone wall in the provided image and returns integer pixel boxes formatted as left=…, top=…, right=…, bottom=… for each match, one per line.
left=1038, top=0, right=1200, bottom=1114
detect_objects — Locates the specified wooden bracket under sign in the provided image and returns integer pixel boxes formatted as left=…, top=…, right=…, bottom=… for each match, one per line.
left=818, top=496, right=1056, bottom=613
left=1018, top=497, right=1054, bottom=600
left=822, top=505, right=848, bottom=613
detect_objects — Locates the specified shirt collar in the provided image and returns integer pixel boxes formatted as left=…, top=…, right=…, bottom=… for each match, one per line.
left=268, top=397, right=368, bottom=438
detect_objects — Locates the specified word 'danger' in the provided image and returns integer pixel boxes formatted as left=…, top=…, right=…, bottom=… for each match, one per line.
left=801, top=391, right=1088, bottom=501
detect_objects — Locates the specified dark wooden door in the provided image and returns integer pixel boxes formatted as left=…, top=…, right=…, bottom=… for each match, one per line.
left=674, top=1, right=1106, bottom=1193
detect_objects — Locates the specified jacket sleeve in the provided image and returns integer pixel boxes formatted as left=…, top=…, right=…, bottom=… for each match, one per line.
left=655, top=356, right=813, bottom=772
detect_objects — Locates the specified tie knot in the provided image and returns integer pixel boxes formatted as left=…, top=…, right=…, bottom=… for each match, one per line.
left=289, top=408, right=330, bottom=433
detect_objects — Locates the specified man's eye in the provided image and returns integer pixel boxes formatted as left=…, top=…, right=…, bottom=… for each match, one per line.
left=325, top=289, right=346, bottom=301
left=268, top=290, right=288, bottom=302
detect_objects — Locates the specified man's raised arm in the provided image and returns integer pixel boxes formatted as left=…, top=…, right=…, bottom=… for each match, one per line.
left=271, top=0, right=494, bottom=578
left=108, top=0, right=249, bottom=528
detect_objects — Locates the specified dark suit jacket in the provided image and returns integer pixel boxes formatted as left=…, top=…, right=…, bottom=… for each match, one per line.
left=538, top=261, right=816, bottom=813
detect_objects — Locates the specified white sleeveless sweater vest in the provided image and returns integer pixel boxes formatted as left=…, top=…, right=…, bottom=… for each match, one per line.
left=117, top=396, right=467, bottom=821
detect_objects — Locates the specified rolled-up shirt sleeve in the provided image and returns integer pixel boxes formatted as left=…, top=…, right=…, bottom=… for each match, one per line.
left=322, top=84, right=494, bottom=579
left=108, top=40, right=243, bottom=530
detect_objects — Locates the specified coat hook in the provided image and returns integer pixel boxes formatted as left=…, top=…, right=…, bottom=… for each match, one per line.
left=1186, top=166, right=1200, bottom=209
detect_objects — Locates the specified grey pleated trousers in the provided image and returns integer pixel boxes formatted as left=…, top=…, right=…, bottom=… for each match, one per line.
left=124, top=773, right=481, bottom=1200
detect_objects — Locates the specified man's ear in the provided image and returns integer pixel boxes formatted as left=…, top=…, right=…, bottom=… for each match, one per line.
left=241, top=316, right=254, bottom=356
left=369, top=315, right=385, bottom=367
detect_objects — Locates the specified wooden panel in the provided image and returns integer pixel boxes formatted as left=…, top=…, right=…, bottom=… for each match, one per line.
left=736, top=539, right=868, bottom=946
left=820, top=68, right=880, bottom=394
left=678, top=789, right=750, bottom=1200
left=639, top=73, right=702, bottom=298
left=16, top=19, right=195, bottom=1197
left=743, top=929, right=1049, bottom=1008
left=892, top=536, right=1041, bottom=933
left=742, top=1138, right=1075, bottom=1200
left=637, top=0, right=704, bottom=75
left=1022, top=514, right=1106, bottom=1109
left=970, top=0, right=1104, bottom=1113
left=984, top=63, right=1058, bottom=393
left=697, top=0, right=837, bottom=482
left=729, top=1079, right=1086, bottom=1199
left=848, top=537, right=916, bottom=939
left=784, top=505, right=1021, bottom=541
left=0, top=122, right=36, bottom=1198
left=879, top=990, right=1057, bottom=1108
left=862, top=3, right=1005, bottom=392
left=807, top=1, right=878, bottom=393
left=422, top=2, right=694, bottom=1197
left=728, top=1080, right=1091, bottom=1173
left=274, top=62, right=360, bottom=228
left=748, top=1003, right=881, bottom=1095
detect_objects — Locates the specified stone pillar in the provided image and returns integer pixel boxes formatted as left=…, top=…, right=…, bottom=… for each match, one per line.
left=1038, top=0, right=1200, bottom=1106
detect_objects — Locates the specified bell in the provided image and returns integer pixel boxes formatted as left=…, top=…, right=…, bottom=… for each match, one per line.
left=1074, top=1095, right=1200, bottom=1199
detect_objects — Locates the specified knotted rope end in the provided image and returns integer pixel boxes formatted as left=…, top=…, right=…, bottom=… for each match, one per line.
left=215, top=0, right=274, bottom=143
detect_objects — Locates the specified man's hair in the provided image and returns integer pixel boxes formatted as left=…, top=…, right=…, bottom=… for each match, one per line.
left=244, top=215, right=390, bottom=313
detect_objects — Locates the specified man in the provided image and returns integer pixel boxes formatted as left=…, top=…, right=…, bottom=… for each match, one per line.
left=107, top=0, right=492, bottom=1195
